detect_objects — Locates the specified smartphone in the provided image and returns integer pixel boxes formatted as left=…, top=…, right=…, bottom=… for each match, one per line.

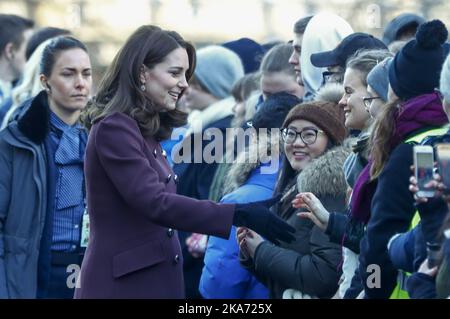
left=414, top=145, right=435, bottom=198
left=436, top=144, right=450, bottom=192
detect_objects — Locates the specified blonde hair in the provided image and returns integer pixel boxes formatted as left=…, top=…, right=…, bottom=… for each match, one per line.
left=1, top=38, right=52, bottom=129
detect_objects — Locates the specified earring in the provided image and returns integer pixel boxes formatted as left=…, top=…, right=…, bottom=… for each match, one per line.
left=140, top=84, right=146, bottom=92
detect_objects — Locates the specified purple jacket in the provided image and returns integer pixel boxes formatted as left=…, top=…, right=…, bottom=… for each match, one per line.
left=74, top=112, right=234, bottom=299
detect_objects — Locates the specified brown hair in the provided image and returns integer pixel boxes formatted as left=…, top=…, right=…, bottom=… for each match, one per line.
left=231, top=72, right=260, bottom=102
left=82, top=25, right=196, bottom=140
left=260, top=43, right=296, bottom=77
left=293, top=16, right=313, bottom=35
left=369, top=100, right=400, bottom=179
left=346, top=49, right=393, bottom=87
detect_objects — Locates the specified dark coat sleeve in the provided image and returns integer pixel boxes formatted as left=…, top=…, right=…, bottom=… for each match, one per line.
left=343, top=266, right=364, bottom=299
left=388, top=228, right=417, bottom=273
left=326, top=212, right=348, bottom=244
left=94, top=113, right=234, bottom=238
left=326, top=212, right=366, bottom=253
left=238, top=244, right=271, bottom=287
left=359, top=143, right=416, bottom=299
left=0, top=137, right=12, bottom=298
left=406, top=273, right=436, bottom=299
left=253, top=225, right=341, bottom=298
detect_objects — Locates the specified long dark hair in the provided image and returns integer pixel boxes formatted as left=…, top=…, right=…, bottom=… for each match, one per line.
left=82, top=25, right=196, bottom=140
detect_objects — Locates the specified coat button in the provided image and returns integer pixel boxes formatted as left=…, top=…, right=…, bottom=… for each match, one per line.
left=174, top=174, right=178, bottom=184
left=166, top=174, right=172, bottom=183
left=153, top=149, right=157, bottom=158
left=174, top=254, right=180, bottom=264
left=167, top=228, right=174, bottom=237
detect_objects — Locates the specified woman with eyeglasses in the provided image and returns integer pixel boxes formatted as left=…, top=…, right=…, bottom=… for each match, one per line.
left=355, top=19, right=449, bottom=299
left=237, top=100, right=349, bottom=299
left=299, top=20, right=450, bottom=299
left=363, top=57, right=393, bottom=119
left=292, top=48, right=392, bottom=298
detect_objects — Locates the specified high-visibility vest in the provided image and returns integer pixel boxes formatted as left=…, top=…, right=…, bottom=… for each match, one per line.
left=389, top=126, right=449, bottom=299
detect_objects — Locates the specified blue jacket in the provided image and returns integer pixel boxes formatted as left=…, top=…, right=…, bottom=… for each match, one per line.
left=199, top=162, right=277, bottom=299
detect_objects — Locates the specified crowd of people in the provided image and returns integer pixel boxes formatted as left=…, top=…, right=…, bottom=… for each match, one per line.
left=0, top=10, right=449, bottom=299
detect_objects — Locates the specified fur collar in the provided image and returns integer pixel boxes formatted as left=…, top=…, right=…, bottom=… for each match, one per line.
left=223, top=135, right=280, bottom=194
left=296, top=144, right=351, bottom=198
left=17, top=90, right=50, bottom=144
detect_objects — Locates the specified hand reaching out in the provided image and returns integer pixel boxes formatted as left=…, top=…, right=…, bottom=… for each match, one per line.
left=236, top=227, right=250, bottom=259
left=239, top=229, right=264, bottom=259
left=417, top=258, right=438, bottom=277
left=185, top=233, right=208, bottom=258
left=292, top=192, right=330, bottom=231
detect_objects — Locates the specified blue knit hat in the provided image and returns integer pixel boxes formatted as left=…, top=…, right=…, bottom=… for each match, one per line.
left=388, top=20, right=449, bottom=101
left=195, top=45, right=244, bottom=99
left=222, top=38, right=265, bottom=74
left=367, top=57, right=392, bottom=101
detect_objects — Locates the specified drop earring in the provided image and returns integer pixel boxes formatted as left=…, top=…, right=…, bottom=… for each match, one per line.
left=140, top=84, right=146, bottom=92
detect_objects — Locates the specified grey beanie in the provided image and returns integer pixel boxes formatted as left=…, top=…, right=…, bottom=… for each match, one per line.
left=195, top=45, right=244, bottom=99
left=367, top=57, right=392, bottom=102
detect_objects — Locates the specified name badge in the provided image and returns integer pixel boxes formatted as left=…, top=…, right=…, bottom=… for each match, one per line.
left=80, top=209, right=90, bottom=248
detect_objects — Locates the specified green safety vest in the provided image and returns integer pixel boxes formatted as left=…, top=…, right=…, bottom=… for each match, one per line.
left=389, top=126, right=449, bottom=299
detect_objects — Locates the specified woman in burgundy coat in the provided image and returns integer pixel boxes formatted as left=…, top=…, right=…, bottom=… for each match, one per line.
left=74, top=25, right=295, bottom=299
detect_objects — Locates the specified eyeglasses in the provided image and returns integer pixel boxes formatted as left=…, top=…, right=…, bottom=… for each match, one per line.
left=362, top=96, right=382, bottom=109
left=281, top=127, right=324, bottom=145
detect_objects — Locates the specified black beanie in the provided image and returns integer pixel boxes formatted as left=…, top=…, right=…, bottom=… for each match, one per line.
left=251, top=92, right=301, bottom=130
left=389, top=19, right=449, bottom=101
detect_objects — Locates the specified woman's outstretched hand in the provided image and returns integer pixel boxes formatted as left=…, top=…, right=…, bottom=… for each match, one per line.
left=293, top=192, right=330, bottom=232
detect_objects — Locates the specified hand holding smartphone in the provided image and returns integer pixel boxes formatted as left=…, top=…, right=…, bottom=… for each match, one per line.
left=436, top=144, right=450, bottom=193
left=413, top=145, right=435, bottom=198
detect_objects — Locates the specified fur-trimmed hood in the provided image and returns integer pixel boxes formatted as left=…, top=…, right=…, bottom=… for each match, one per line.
left=14, top=90, right=51, bottom=144
left=223, top=134, right=280, bottom=194
left=315, top=82, right=345, bottom=105
left=296, top=144, right=351, bottom=198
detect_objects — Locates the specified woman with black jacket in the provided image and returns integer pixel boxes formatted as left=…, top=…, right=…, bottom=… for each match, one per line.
left=238, top=100, right=349, bottom=298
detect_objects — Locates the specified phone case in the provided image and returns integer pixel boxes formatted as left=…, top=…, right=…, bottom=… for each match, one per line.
left=414, top=146, right=434, bottom=198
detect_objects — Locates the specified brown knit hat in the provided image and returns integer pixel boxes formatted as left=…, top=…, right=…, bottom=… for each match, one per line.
left=282, top=101, right=347, bottom=144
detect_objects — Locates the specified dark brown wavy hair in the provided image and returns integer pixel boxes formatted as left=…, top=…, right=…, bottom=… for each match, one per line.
left=82, top=25, right=196, bottom=140
left=369, top=100, right=400, bottom=180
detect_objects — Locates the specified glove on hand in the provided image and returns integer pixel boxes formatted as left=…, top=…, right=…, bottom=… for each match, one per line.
left=233, top=194, right=296, bottom=245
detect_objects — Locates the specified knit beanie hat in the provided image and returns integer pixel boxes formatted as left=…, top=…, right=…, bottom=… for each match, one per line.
left=251, top=92, right=301, bottom=130
left=367, top=57, right=392, bottom=101
left=282, top=101, right=347, bottom=145
left=382, top=13, right=426, bottom=45
left=222, top=38, right=265, bottom=74
left=195, top=45, right=244, bottom=99
left=389, top=20, right=449, bottom=101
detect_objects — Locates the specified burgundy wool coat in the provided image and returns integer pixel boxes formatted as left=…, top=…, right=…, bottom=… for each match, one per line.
left=74, top=112, right=234, bottom=299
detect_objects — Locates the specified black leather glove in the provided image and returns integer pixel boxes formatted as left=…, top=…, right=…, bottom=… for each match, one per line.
left=233, top=194, right=296, bottom=245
